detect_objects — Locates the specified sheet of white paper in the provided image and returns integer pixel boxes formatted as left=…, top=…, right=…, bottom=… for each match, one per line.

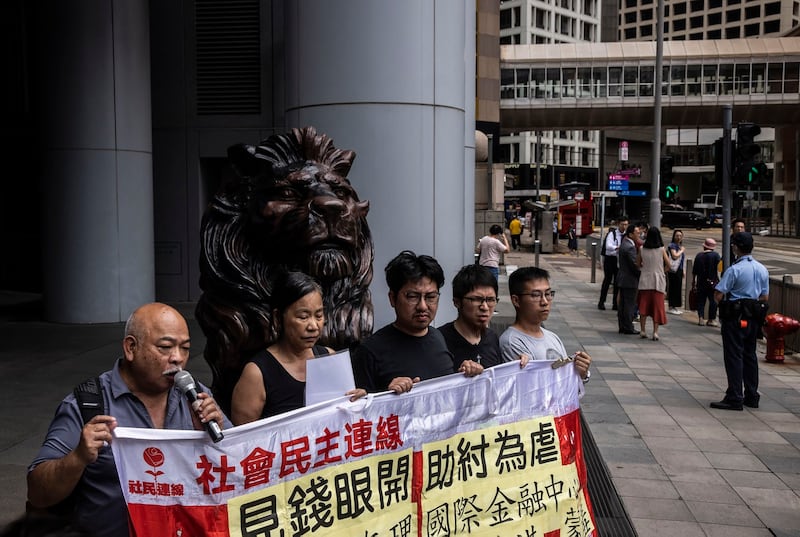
left=305, top=349, right=356, bottom=406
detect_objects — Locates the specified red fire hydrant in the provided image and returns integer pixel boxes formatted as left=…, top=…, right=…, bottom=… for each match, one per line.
left=763, top=313, right=800, bottom=363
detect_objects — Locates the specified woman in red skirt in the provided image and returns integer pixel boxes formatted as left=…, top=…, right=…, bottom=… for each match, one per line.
left=637, top=227, right=671, bottom=340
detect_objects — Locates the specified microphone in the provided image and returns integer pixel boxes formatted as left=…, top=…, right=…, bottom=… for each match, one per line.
left=174, top=370, right=224, bottom=443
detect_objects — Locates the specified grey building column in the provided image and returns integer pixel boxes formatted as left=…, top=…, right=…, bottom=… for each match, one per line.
left=36, top=0, right=154, bottom=323
left=284, top=0, right=475, bottom=328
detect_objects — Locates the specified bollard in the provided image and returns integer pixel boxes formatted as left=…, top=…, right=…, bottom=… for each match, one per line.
left=534, top=240, right=540, bottom=268
left=590, top=242, right=597, bottom=283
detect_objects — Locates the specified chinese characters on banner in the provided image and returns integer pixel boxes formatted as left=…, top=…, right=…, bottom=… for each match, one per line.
left=112, top=361, right=597, bottom=537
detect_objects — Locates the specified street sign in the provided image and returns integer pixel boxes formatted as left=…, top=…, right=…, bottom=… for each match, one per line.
left=620, top=141, right=629, bottom=161
left=608, top=173, right=629, bottom=191
left=592, top=190, right=618, bottom=198
left=618, top=190, right=647, bottom=197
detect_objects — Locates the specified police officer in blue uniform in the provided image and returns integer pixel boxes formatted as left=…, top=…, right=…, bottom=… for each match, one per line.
left=711, top=232, right=769, bottom=411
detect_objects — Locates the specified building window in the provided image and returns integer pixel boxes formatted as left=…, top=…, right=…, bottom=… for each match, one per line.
left=578, top=67, right=592, bottom=98
left=735, top=63, right=750, bottom=94
left=708, top=12, right=722, bottom=25
left=624, top=27, right=636, bottom=39
left=785, top=63, right=799, bottom=94
left=687, top=64, right=701, bottom=95
left=535, top=8, right=549, bottom=30
left=673, top=18, right=687, bottom=31
left=641, top=24, right=653, bottom=37
left=670, top=65, right=686, bottom=96
left=725, top=27, right=740, bottom=39
left=707, top=29, right=722, bottom=38
left=562, top=68, right=577, bottom=98
left=581, top=22, right=595, bottom=41
left=624, top=66, right=639, bottom=97
left=726, top=9, right=741, bottom=22
left=690, top=15, right=703, bottom=28
left=703, top=64, right=718, bottom=95
left=764, top=19, right=780, bottom=34
left=690, top=0, right=704, bottom=12
left=745, top=5, right=761, bottom=18
left=532, top=68, right=546, bottom=99
left=501, top=69, right=515, bottom=99
left=744, top=22, right=760, bottom=37
left=516, top=68, right=530, bottom=98
left=500, top=6, right=521, bottom=29
left=640, top=65, right=654, bottom=96
left=609, top=66, right=622, bottom=97
left=547, top=68, right=562, bottom=98
left=673, top=2, right=687, bottom=15
left=593, top=67, right=608, bottom=97
left=765, top=1, right=781, bottom=15
left=641, top=8, right=653, bottom=21
left=752, top=63, right=766, bottom=94
left=767, top=63, right=783, bottom=94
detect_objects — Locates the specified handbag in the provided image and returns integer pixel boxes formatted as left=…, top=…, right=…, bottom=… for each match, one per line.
left=668, top=251, right=682, bottom=273
left=688, top=285, right=698, bottom=311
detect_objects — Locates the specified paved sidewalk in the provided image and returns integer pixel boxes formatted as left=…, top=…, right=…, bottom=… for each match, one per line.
left=2, top=247, right=800, bottom=536
left=500, top=245, right=800, bottom=537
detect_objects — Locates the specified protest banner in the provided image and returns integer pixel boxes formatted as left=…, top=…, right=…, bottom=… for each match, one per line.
left=112, top=360, right=597, bottom=536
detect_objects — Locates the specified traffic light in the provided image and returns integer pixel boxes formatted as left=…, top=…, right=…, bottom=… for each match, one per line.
left=733, top=123, right=762, bottom=188
left=660, top=155, right=676, bottom=200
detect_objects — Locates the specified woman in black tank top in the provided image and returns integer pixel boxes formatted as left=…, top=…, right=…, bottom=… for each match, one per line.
left=230, top=272, right=365, bottom=424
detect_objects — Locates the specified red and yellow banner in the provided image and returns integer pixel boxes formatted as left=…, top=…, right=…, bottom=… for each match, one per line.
left=112, top=361, right=597, bottom=536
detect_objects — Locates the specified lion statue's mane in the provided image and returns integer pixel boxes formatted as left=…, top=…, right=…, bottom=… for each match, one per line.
left=195, top=127, right=374, bottom=414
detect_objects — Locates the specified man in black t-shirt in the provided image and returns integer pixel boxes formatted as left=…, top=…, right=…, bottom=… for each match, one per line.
left=439, top=264, right=503, bottom=369
left=352, top=251, right=484, bottom=394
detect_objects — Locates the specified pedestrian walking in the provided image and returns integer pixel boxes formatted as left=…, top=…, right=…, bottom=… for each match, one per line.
left=567, top=222, right=578, bottom=254
left=692, top=238, right=721, bottom=327
left=475, top=225, right=510, bottom=281
left=617, top=224, right=641, bottom=335
left=508, top=214, right=523, bottom=251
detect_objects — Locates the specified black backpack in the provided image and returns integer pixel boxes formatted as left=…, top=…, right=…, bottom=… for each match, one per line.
left=600, top=227, right=615, bottom=256
left=27, top=378, right=104, bottom=519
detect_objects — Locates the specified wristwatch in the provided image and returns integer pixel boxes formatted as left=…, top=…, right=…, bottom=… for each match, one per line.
left=582, top=370, right=591, bottom=384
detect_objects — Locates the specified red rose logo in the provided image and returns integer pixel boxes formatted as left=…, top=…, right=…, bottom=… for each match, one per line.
left=144, top=447, right=165, bottom=478
left=143, top=447, right=165, bottom=467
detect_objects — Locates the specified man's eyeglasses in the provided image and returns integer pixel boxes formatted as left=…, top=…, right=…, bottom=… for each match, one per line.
left=404, top=292, right=441, bottom=305
left=462, top=296, right=499, bottom=306
left=515, top=290, right=556, bottom=300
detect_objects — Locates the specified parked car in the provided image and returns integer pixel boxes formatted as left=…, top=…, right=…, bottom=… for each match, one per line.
left=661, top=210, right=710, bottom=230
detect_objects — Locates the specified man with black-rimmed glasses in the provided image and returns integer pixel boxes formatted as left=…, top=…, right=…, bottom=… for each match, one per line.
left=499, top=267, right=592, bottom=383
left=352, top=250, right=483, bottom=394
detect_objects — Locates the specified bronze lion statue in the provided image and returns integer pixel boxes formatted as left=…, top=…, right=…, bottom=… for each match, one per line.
left=196, top=127, right=374, bottom=413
